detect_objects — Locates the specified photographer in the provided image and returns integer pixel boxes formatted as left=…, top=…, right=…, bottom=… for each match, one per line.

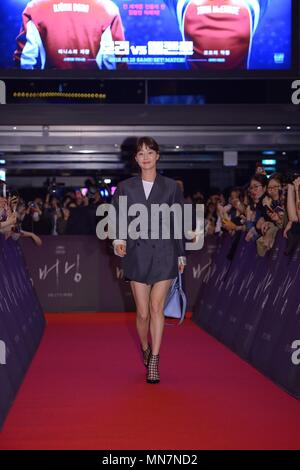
left=66, top=188, right=96, bottom=235
left=44, top=194, right=64, bottom=235
left=21, top=198, right=52, bottom=235
left=56, top=208, right=70, bottom=235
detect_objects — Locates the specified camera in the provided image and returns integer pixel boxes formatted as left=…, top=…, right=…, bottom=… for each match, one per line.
left=28, top=201, right=38, bottom=212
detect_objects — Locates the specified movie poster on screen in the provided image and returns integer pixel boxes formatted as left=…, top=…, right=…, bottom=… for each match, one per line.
left=0, top=0, right=292, bottom=71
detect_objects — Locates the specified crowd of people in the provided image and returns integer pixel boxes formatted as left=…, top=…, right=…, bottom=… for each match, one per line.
left=193, top=165, right=300, bottom=257
left=1, top=166, right=300, bottom=257
left=0, top=184, right=103, bottom=244
left=0, top=193, right=42, bottom=246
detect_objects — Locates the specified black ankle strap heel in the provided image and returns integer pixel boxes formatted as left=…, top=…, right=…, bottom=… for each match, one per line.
left=142, top=344, right=152, bottom=368
left=146, top=353, right=160, bottom=384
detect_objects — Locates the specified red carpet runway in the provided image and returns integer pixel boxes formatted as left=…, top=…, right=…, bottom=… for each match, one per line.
left=0, top=312, right=299, bottom=450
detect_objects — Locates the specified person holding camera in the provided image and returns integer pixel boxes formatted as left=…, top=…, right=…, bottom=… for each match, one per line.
left=21, top=198, right=52, bottom=235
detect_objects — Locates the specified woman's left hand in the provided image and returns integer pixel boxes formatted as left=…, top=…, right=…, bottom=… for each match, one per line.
left=178, top=263, right=185, bottom=274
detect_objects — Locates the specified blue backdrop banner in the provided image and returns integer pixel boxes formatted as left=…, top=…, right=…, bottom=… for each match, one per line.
left=193, top=233, right=300, bottom=400
left=0, top=235, right=45, bottom=430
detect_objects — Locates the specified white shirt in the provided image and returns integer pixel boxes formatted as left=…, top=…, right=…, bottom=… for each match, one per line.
left=142, top=179, right=154, bottom=200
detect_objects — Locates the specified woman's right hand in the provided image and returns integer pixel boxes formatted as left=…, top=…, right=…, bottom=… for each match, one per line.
left=115, top=243, right=127, bottom=257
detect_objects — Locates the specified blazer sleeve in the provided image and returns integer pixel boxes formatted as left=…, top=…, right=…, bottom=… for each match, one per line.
left=110, top=182, right=127, bottom=253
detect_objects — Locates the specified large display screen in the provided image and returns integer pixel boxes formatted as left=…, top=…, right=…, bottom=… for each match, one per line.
left=0, top=0, right=292, bottom=72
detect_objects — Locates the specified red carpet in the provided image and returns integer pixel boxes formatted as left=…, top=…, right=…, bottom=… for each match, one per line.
left=0, top=312, right=299, bottom=450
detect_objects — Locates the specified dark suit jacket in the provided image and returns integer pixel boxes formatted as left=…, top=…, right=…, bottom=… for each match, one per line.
left=111, top=173, right=186, bottom=284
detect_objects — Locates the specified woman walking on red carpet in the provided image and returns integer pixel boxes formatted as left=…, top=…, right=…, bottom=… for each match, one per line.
left=111, top=137, right=186, bottom=383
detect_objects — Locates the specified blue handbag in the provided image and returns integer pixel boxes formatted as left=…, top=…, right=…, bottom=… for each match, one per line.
left=163, top=271, right=187, bottom=325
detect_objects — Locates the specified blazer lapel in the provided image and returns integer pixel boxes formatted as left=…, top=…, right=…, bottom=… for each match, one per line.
left=136, top=172, right=161, bottom=206
left=134, top=175, right=147, bottom=204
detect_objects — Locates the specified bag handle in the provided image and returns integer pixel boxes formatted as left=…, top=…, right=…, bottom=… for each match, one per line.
left=177, top=270, right=187, bottom=325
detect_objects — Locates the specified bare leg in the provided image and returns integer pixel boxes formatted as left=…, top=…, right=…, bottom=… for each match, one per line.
left=149, top=279, right=172, bottom=355
left=130, top=281, right=151, bottom=350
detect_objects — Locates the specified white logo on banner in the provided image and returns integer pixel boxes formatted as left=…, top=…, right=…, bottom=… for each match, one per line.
left=192, top=261, right=211, bottom=279
left=291, top=340, right=300, bottom=365
left=0, top=340, right=6, bottom=364
left=39, top=255, right=82, bottom=284
left=0, top=80, right=5, bottom=104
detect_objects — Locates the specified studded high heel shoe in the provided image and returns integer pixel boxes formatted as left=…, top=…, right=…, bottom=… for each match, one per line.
left=146, top=353, right=160, bottom=384
left=142, top=344, right=152, bottom=368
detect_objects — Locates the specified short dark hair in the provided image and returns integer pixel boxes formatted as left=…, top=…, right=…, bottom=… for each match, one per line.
left=250, top=173, right=268, bottom=188
left=135, top=136, right=160, bottom=154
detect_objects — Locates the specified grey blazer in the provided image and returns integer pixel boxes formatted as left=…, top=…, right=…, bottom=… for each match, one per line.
left=111, top=173, right=186, bottom=284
